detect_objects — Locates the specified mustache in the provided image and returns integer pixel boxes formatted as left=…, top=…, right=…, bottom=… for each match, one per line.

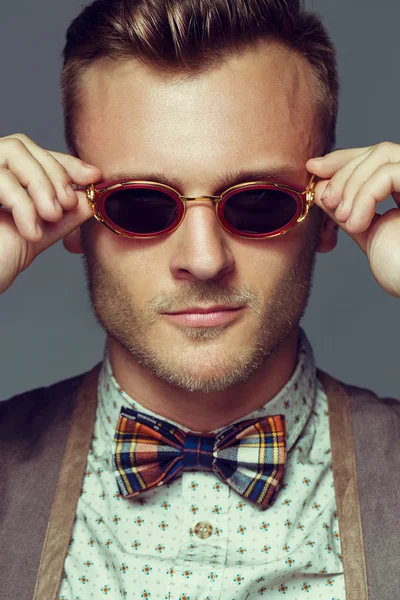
left=147, top=282, right=261, bottom=316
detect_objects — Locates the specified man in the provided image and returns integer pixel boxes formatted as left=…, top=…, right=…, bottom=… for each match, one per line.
left=0, top=0, right=399, bottom=599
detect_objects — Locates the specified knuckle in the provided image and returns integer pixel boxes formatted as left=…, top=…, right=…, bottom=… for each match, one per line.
left=376, top=141, right=395, bottom=153
left=3, top=137, right=26, bottom=152
left=11, top=133, right=29, bottom=142
left=6, top=133, right=31, bottom=146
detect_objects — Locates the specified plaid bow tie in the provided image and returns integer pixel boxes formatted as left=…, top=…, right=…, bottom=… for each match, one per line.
left=112, top=407, right=287, bottom=509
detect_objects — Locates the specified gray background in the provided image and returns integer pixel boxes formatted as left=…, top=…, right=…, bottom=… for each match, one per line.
left=0, top=0, right=399, bottom=401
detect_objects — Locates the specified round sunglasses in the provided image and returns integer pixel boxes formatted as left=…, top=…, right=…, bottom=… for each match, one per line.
left=86, top=175, right=317, bottom=239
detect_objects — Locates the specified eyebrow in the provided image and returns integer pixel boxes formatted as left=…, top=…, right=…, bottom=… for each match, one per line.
left=106, top=165, right=300, bottom=194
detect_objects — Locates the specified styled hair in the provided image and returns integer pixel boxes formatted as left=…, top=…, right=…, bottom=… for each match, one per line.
left=61, top=0, right=339, bottom=157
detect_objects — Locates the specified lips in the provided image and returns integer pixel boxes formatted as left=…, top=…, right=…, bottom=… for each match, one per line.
left=166, top=305, right=242, bottom=315
left=164, top=306, right=244, bottom=327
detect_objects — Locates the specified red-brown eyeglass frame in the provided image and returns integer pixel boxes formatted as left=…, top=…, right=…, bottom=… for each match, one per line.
left=86, top=174, right=317, bottom=239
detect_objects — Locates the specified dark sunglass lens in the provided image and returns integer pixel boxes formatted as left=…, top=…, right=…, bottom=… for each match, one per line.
left=223, top=188, right=298, bottom=234
left=104, top=188, right=179, bottom=234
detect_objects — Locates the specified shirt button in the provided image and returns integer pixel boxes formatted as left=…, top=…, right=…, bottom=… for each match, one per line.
left=194, top=521, right=213, bottom=539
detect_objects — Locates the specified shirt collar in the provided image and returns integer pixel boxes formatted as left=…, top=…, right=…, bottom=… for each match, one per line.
left=97, top=327, right=316, bottom=452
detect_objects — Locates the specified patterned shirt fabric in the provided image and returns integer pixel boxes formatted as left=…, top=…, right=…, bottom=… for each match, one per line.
left=58, top=328, right=345, bottom=600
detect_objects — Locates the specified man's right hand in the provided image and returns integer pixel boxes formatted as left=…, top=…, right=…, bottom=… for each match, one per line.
left=0, top=133, right=102, bottom=294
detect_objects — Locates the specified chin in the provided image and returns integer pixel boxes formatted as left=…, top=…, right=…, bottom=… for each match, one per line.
left=138, top=342, right=267, bottom=394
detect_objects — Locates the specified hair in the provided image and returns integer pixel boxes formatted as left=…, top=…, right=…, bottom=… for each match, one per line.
left=61, top=0, right=339, bottom=158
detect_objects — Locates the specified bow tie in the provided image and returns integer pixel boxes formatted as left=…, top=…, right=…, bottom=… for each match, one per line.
left=112, top=407, right=287, bottom=509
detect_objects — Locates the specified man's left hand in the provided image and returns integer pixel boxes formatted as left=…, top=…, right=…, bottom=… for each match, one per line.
left=307, top=142, right=400, bottom=298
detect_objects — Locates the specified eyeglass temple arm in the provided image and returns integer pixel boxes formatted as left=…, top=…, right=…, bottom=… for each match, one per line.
left=297, top=173, right=318, bottom=223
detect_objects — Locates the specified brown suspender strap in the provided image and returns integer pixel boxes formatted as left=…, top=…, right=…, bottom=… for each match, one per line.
left=317, top=369, right=369, bottom=600
left=32, top=363, right=102, bottom=600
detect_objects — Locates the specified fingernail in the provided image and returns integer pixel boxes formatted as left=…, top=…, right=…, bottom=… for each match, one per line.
left=65, top=183, right=76, bottom=197
left=54, top=198, right=62, bottom=211
left=337, top=200, right=344, bottom=211
left=36, top=222, right=42, bottom=236
left=82, top=162, right=97, bottom=169
left=310, top=156, right=324, bottom=161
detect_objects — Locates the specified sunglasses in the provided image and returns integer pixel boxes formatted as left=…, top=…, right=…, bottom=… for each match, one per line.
left=86, top=174, right=316, bottom=239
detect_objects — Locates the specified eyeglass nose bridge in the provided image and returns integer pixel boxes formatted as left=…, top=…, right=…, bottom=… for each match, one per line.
left=179, top=195, right=221, bottom=204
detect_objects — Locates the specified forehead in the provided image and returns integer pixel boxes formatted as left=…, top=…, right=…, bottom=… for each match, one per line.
left=75, top=42, right=319, bottom=182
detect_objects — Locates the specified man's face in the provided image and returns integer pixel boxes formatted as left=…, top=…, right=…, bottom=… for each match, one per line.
left=75, top=42, right=327, bottom=393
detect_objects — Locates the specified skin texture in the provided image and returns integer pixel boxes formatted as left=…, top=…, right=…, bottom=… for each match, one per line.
left=66, top=41, right=338, bottom=431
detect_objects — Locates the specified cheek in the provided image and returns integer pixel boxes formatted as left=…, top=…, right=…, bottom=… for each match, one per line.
left=239, top=225, right=309, bottom=281
left=94, top=228, right=167, bottom=295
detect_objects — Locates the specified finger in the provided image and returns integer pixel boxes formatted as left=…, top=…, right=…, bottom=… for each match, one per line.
left=48, top=150, right=102, bottom=185
left=0, top=135, right=101, bottom=239
left=2, top=134, right=102, bottom=209
left=32, top=188, right=94, bottom=253
left=334, top=143, right=400, bottom=222
left=345, top=163, right=400, bottom=233
left=0, top=137, right=67, bottom=223
left=309, top=147, right=373, bottom=213
left=0, top=168, right=41, bottom=240
left=306, top=145, right=375, bottom=179
left=313, top=179, right=331, bottom=205
left=313, top=178, right=380, bottom=254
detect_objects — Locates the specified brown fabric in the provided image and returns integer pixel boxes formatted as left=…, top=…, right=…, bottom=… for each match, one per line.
left=317, top=369, right=369, bottom=600
left=0, top=372, right=85, bottom=600
left=345, top=384, right=400, bottom=600
left=32, top=363, right=101, bottom=600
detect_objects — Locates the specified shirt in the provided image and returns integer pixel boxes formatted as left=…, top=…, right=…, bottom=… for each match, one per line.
left=58, top=328, right=345, bottom=600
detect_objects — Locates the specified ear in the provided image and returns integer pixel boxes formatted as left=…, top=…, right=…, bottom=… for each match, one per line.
left=63, top=227, right=84, bottom=254
left=315, top=210, right=339, bottom=254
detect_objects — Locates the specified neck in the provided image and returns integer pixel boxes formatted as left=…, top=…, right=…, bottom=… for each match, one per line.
left=107, top=328, right=299, bottom=432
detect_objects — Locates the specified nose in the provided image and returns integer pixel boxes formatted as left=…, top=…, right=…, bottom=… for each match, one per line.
left=169, top=199, right=235, bottom=282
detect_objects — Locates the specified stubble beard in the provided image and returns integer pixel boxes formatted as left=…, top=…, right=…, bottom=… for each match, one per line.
left=81, top=224, right=319, bottom=393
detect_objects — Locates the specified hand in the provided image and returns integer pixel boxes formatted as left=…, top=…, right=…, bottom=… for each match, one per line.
left=306, top=142, right=400, bottom=298
left=0, top=133, right=102, bottom=295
